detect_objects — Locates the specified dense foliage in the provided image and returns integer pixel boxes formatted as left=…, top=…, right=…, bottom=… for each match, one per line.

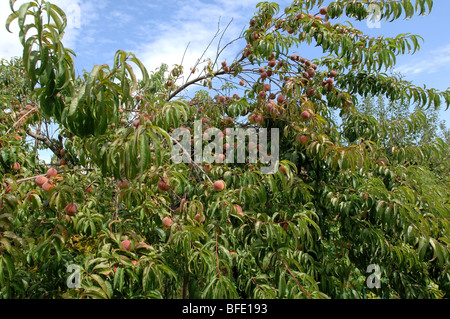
left=1, top=0, right=449, bottom=299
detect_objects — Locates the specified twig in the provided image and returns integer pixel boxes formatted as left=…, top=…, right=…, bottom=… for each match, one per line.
left=169, top=135, right=214, bottom=185
left=168, top=20, right=246, bottom=101
left=168, top=70, right=225, bottom=101
left=184, top=18, right=225, bottom=86
left=252, top=276, right=268, bottom=298
left=214, top=18, right=234, bottom=66
left=14, top=167, right=96, bottom=184
left=274, top=250, right=311, bottom=299
left=215, top=229, right=221, bottom=280
left=15, top=174, right=47, bottom=184
left=26, top=129, right=60, bottom=157
left=180, top=41, right=190, bottom=67
left=168, top=53, right=246, bottom=101
left=34, top=121, right=41, bottom=170
left=114, top=187, right=120, bottom=233
left=5, top=107, right=36, bottom=135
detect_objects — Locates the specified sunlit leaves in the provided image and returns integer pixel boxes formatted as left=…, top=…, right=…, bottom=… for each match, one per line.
left=1, top=0, right=449, bottom=300
left=339, top=71, right=449, bottom=111
left=327, top=0, right=433, bottom=21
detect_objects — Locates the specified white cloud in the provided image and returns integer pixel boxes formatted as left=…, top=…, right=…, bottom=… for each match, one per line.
left=395, top=44, right=450, bottom=77
left=0, top=0, right=291, bottom=89
left=0, top=0, right=100, bottom=61
left=133, top=0, right=284, bottom=93
left=0, top=1, right=24, bottom=60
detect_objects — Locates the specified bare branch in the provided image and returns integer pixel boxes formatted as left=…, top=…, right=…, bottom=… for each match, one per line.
left=5, top=107, right=37, bottom=135
left=168, top=54, right=246, bottom=101
left=214, top=18, right=234, bottom=67
left=180, top=41, right=190, bottom=67
left=215, top=229, right=221, bottom=281
left=274, top=250, right=311, bottom=299
left=169, top=135, right=214, bottom=185
left=183, top=20, right=224, bottom=86
left=26, top=129, right=59, bottom=155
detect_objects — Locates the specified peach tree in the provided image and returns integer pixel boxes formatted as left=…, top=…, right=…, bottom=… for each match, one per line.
left=0, top=0, right=449, bottom=299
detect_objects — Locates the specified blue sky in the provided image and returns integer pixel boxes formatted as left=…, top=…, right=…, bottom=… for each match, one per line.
left=1, top=0, right=449, bottom=162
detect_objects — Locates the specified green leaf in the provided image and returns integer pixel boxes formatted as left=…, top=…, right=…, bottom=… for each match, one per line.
left=429, top=238, right=445, bottom=266
left=2, top=254, right=15, bottom=279
left=114, top=267, right=125, bottom=292
left=418, top=236, right=428, bottom=260
left=17, top=2, right=36, bottom=31
left=69, top=84, right=86, bottom=116
left=91, top=274, right=109, bottom=297
left=9, top=0, right=18, bottom=12
left=5, top=11, right=19, bottom=33
left=0, top=259, right=4, bottom=286
left=49, top=3, right=68, bottom=32
left=140, top=132, right=149, bottom=173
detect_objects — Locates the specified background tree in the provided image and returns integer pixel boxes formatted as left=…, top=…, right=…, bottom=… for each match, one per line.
left=1, top=0, right=449, bottom=299
left=356, top=89, right=449, bottom=148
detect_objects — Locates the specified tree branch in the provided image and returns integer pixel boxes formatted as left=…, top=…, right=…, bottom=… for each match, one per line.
left=274, top=250, right=311, bottom=299
left=215, top=229, right=221, bottom=281
left=5, top=107, right=36, bottom=135
left=26, top=128, right=59, bottom=156
left=169, top=136, right=214, bottom=185
left=168, top=55, right=246, bottom=101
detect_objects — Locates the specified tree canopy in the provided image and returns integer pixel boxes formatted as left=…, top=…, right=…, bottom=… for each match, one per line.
left=0, top=0, right=449, bottom=299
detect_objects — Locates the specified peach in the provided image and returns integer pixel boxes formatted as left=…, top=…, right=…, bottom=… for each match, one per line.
left=213, top=180, right=225, bottom=191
